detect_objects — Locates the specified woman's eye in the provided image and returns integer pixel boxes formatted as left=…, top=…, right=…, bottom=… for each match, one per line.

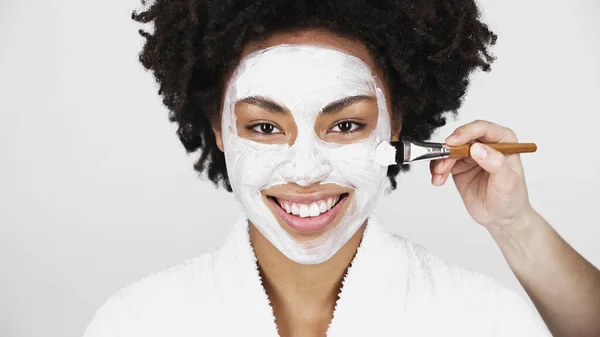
left=331, top=121, right=365, bottom=133
left=250, top=123, right=281, bottom=135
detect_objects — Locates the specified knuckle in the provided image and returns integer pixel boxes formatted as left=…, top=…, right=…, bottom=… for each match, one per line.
left=474, top=119, right=489, bottom=127
left=505, top=128, right=519, bottom=141
left=474, top=119, right=488, bottom=131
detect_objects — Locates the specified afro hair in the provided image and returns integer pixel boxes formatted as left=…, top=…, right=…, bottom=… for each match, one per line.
left=131, top=0, right=497, bottom=191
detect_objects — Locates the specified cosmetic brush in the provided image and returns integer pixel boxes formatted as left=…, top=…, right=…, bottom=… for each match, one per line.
left=374, top=140, right=537, bottom=166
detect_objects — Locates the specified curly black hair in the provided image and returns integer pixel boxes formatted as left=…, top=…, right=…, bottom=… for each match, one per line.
left=131, top=0, right=497, bottom=192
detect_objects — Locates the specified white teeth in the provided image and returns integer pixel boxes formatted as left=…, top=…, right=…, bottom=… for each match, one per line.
left=309, top=203, right=320, bottom=216
left=299, top=204, right=310, bottom=217
left=275, top=195, right=344, bottom=218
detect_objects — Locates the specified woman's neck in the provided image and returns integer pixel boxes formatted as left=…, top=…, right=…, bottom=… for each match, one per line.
left=249, top=222, right=366, bottom=336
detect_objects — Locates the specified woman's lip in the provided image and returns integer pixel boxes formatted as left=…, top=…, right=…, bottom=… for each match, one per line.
left=268, top=194, right=348, bottom=234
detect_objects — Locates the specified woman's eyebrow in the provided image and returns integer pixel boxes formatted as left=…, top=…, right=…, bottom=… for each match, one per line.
left=236, top=96, right=287, bottom=114
left=236, top=95, right=374, bottom=115
left=320, top=95, right=375, bottom=115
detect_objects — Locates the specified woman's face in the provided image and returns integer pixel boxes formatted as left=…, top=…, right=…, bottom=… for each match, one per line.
left=213, top=29, right=401, bottom=264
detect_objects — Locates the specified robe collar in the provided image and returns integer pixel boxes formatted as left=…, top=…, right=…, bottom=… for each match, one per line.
left=215, top=215, right=410, bottom=336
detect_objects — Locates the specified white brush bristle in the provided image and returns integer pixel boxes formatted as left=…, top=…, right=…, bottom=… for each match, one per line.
left=374, top=141, right=397, bottom=166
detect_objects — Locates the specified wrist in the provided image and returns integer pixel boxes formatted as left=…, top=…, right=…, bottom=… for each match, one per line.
left=488, top=208, right=546, bottom=265
left=490, top=206, right=540, bottom=235
left=511, top=206, right=541, bottom=231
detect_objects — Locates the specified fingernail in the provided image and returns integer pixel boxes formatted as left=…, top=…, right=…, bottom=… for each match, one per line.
left=472, top=143, right=488, bottom=159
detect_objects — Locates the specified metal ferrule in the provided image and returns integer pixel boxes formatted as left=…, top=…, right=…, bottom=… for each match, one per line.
left=403, top=140, right=450, bottom=163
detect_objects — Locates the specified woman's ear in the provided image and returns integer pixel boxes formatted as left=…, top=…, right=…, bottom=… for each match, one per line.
left=212, top=121, right=224, bottom=152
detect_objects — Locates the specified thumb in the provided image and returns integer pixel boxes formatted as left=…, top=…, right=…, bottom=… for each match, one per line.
left=470, top=143, right=510, bottom=176
left=470, top=143, right=521, bottom=197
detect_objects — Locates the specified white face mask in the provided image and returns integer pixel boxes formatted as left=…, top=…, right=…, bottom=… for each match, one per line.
left=221, top=45, right=391, bottom=264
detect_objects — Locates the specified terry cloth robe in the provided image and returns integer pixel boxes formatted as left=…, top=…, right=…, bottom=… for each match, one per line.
left=83, top=215, right=551, bottom=337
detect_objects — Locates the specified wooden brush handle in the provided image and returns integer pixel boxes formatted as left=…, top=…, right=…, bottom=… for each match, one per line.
left=449, top=143, right=537, bottom=159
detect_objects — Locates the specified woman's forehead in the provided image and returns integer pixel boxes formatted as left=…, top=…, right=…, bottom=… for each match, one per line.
left=229, top=45, right=378, bottom=112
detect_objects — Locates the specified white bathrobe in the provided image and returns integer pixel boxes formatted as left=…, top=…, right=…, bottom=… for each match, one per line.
left=83, top=215, right=551, bottom=337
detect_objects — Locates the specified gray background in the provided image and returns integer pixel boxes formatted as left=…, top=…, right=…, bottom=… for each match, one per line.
left=1, top=0, right=599, bottom=336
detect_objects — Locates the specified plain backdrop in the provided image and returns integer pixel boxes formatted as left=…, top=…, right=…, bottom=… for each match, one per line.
left=1, top=0, right=599, bottom=336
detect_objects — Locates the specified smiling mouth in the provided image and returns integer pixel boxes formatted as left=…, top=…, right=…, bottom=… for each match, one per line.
left=269, top=193, right=348, bottom=217
left=266, top=193, right=349, bottom=233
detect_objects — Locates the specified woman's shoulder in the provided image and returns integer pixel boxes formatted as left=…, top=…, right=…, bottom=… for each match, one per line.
left=386, top=233, right=550, bottom=335
left=83, top=216, right=260, bottom=336
left=83, top=250, right=221, bottom=337
left=365, top=218, right=522, bottom=298
left=389, top=232, right=515, bottom=299
left=395, top=234, right=502, bottom=289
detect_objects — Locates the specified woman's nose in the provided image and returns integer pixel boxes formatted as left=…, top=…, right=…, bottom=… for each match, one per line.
left=279, top=144, right=332, bottom=187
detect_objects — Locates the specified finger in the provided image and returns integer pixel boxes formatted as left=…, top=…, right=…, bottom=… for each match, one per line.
left=440, top=172, right=451, bottom=185
left=451, top=163, right=482, bottom=189
left=431, top=172, right=451, bottom=186
left=430, top=159, right=458, bottom=186
left=450, top=157, right=479, bottom=175
left=446, top=120, right=518, bottom=145
left=470, top=143, right=515, bottom=183
left=430, top=158, right=458, bottom=175
left=432, top=173, right=442, bottom=186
